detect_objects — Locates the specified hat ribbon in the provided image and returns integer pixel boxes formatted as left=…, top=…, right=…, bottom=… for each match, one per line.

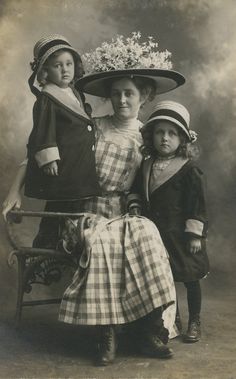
left=28, top=71, right=40, bottom=97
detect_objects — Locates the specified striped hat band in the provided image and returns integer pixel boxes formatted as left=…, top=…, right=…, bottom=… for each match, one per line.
left=36, top=39, right=71, bottom=60
left=31, top=35, right=80, bottom=76
left=144, top=100, right=192, bottom=141
left=147, top=108, right=189, bottom=129
left=33, top=34, right=70, bottom=58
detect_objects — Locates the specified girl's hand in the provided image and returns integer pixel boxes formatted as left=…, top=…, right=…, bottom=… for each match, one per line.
left=2, top=191, right=22, bottom=221
left=188, top=238, right=202, bottom=254
left=43, top=161, right=58, bottom=176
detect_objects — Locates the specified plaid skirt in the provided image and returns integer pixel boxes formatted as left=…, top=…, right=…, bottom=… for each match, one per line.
left=59, top=214, right=176, bottom=326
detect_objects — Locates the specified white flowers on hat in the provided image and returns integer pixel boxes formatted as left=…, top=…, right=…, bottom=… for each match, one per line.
left=82, top=32, right=173, bottom=74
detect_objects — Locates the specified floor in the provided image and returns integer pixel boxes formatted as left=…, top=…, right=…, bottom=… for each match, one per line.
left=0, top=278, right=235, bottom=379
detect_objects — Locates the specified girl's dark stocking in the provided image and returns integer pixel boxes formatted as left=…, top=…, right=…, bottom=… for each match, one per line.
left=184, top=280, right=201, bottom=321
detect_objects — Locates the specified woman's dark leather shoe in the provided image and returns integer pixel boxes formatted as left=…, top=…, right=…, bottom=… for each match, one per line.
left=184, top=319, right=201, bottom=343
left=97, top=326, right=116, bottom=366
left=141, top=335, right=173, bottom=359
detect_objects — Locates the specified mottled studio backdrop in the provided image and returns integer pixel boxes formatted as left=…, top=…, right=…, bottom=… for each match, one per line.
left=0, top=0, right=235, bottom=310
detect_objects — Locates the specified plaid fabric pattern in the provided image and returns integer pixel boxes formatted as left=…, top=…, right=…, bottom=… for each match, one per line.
left=79, top=193, right=126, bottom=219
left=59, top=215, right=176, bottom=325
left=58, top=116, right=177, bottom=332
left=96, top=139, right=134, bottom=191
left=94, top=117, right=142, bottom=192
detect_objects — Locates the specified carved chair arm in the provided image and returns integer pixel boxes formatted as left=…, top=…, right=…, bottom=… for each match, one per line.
left=5, top=209, right=94, bottom=256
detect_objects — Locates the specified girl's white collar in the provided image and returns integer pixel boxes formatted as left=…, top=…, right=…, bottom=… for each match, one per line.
left=42, top=83, right=90, bottom=120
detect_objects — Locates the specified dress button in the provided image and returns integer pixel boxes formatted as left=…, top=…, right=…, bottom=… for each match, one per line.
left=92, top=145, right=95, bottom=151
left=87, top=125, right=92, bottom=132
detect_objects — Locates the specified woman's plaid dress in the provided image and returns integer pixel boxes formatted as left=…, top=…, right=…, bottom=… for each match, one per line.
left=59, top=116, right=176, bottom=328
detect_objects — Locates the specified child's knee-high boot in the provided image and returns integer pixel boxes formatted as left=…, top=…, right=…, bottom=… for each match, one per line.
left=185, top=314, right=201, bottom=343
left=184, top=281, right=201, bottom=343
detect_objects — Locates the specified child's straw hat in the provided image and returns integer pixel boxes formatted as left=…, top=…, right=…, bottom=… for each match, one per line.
left=144, top=100, right=197, bottom=142
left=32, top=34, right=80, bottom=75
left=29, top=34, right=81, bottom=95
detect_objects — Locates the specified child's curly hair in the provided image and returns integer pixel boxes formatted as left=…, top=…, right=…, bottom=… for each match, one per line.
left=35, top=48, right=85, bottom=86
left=140, top=121, right=200, bottom=160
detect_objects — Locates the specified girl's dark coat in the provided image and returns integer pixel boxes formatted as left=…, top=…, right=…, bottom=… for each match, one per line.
left=135, top=157, right=209, bottom=282
left=25, top=91, right=101, bottom=200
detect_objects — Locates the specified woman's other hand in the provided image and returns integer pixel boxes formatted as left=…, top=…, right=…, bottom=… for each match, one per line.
left=2, top=163, right=26, bottom=221
left=42, top=161, right=58, bottom=176
left=188, top=238, right=202, bottom=254
left=2, top=191, right=22, bottom=221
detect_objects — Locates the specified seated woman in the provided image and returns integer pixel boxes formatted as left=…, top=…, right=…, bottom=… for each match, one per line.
left=58, top=34, right=186, bottom=365
left=3, top=33, right=185, bottom=366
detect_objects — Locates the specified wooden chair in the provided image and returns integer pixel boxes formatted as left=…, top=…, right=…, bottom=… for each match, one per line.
left=6, top=209, right=92, bottom=328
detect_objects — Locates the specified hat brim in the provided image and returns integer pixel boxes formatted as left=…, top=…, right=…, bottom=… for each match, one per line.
left=37, top=45, right=81, bottom=74
left=77, top=69, right=185, bottom=97
left=145, top=115, right=191, bottom=141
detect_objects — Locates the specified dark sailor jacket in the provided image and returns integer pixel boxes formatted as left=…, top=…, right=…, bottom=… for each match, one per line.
left=25, top=83, right=101, bottom=200
left=132, top=156, right=208, bottom=238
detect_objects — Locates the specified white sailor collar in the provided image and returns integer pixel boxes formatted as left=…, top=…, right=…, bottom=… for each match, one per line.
left=42, top=83, right=90, bottom=121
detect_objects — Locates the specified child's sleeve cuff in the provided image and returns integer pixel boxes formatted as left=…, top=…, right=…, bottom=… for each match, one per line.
left=185, top=219, right=204, bottom=237
left=35, top=147, right=60, bottom=168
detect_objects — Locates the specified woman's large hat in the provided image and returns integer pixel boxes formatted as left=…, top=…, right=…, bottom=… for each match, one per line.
left=78, top=68, right=185, bottom=98
left=77, top=32, right=185, bottom=97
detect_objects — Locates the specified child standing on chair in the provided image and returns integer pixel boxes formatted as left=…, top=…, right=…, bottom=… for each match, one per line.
left=139, top=101, right=209, bottom=342
left=24, top=35, right=100, bottom=248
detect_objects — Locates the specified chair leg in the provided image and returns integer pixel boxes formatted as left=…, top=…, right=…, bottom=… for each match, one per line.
left=14, top=256, right=26, bottom=329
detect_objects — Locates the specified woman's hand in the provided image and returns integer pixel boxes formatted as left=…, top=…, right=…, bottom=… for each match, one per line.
left=42, top=161, right=58, bottom=176
left=2, top=163, right=26, bottom=221
left=188, top=238, right=202, bottom=254
left=129, top=205, right=141, bottom=216
left=2, top=191, right=22, bottom=221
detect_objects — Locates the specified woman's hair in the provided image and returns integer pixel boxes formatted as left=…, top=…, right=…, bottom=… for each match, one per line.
left=140, top=121, right=200, bottom=160
left=36, top=48, right=85, bottom=86
left=104, top=76, right=156, bottom=102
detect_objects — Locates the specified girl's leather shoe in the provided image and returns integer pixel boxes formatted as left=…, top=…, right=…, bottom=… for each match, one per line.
left=183, top=320, right=201, bottom=343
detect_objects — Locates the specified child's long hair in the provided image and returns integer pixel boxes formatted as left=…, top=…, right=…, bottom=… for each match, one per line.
left=140, top=122, right=200, bottom=160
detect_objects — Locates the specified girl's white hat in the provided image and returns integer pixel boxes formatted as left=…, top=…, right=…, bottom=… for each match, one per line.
left=144, top=100, right=197, bottom=142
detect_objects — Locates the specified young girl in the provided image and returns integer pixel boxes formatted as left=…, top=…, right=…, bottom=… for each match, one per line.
left=24, top=34, right=100, bottom=248
left=139, top=100, right=209, bottom=343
